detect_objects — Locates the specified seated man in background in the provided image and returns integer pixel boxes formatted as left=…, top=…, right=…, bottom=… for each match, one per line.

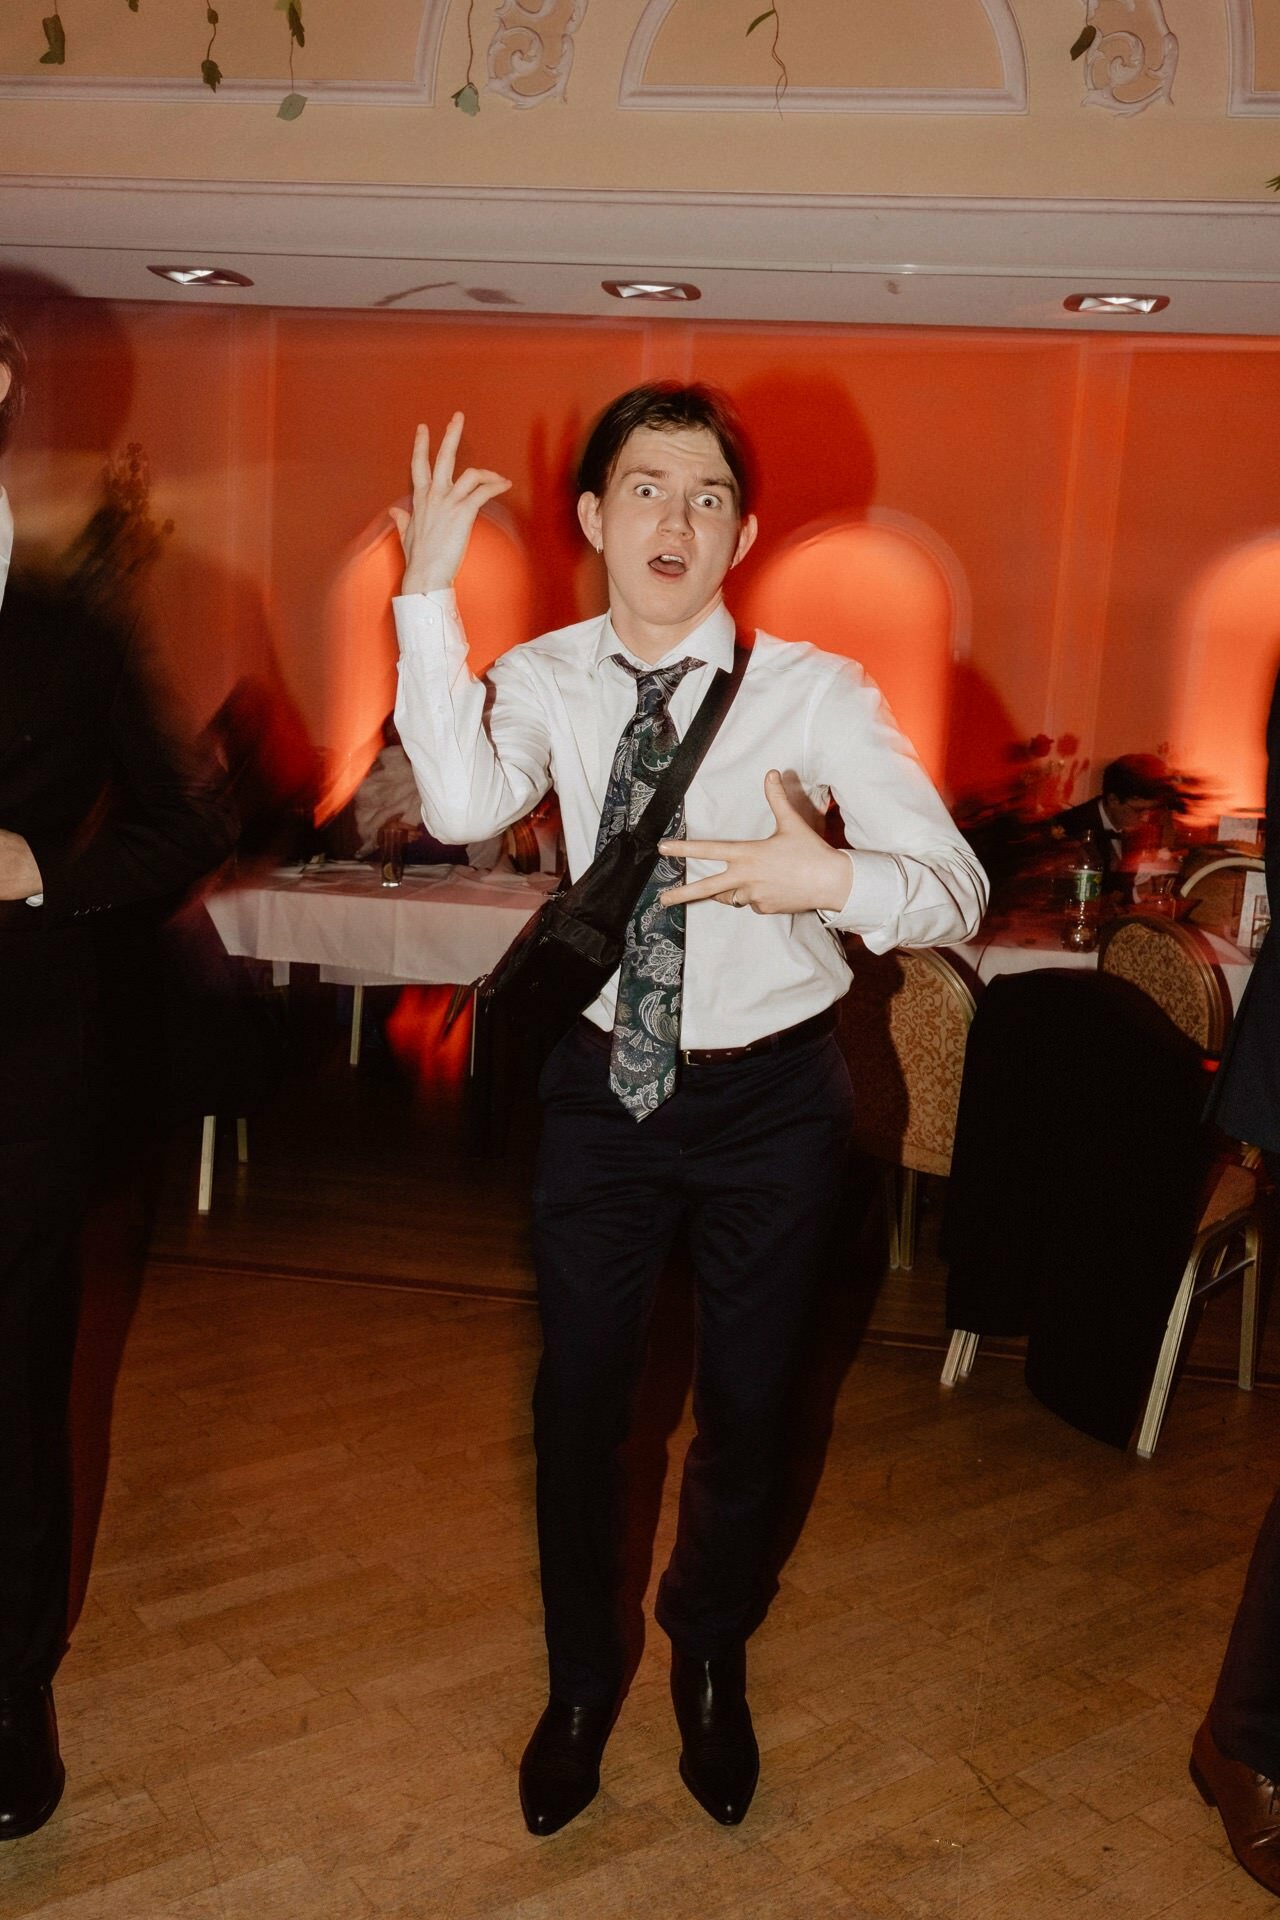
left=1052, top=753, right=1179, bottom=894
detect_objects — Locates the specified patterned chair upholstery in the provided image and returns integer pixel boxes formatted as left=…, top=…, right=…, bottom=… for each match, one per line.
left=1097, top=914, right=1230, bottom=1056
left=837, top=943, right=977, bottom=1269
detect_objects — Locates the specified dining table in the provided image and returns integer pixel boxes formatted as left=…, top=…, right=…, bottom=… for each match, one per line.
left=206, top=860, right=556, bottom=1064
left=947, top=910, right=1256, bottom=1013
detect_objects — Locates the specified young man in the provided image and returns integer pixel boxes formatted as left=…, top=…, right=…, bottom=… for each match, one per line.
left=391, top=384, right=986, bottom=1834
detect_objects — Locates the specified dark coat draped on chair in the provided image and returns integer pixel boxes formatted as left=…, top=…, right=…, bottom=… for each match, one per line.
left=942, top=968, right=1214, bottom=1449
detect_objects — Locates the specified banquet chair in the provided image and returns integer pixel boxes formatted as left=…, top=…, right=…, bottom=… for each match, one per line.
left=943, top=1157, right=1261, bottom=1457
left=1097, top=913, right=1230, bottom=1056
left=941, top=946, right=1262, bottom=1456
left=837, top=943, right=977, bottom=1270
left=1179, top=853, right=1265, bottom=939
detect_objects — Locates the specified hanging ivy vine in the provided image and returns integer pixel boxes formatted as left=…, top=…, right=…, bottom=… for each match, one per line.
left=36, top=0, right=307, bottom=117
left=451, top=0, right=479, bottom=115
left=747, top=4, right=788, bottom=107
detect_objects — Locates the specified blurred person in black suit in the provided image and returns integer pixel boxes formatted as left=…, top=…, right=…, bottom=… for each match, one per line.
left=1193, top=664, right=1280, bottom=1898
left=0, top=313, right=233, bottom=1840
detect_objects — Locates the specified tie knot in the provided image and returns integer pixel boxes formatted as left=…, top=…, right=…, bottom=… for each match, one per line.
left=613, top=655, right=699, bottom=716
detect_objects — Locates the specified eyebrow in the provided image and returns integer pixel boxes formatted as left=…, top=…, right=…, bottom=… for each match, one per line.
left=620, top=464, right=736, bottom=492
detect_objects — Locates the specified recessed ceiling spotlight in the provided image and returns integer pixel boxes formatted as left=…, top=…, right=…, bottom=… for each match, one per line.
left=147, top=265, right=255, bottom=289
left=602, top=280, right=702, bottom=302
left=1063, top=293, right=1169, bottom=316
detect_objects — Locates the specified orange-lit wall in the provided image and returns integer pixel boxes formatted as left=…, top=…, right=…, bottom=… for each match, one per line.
left=5, top=302, right=1280, bottom=815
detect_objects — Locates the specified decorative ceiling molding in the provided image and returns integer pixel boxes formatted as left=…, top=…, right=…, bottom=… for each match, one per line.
left=487, top=0, right=589, bottom=109
left=1078, top=0, right=1177, bottom=116
left=618, top=0, right=1028, bottom=113
left=0, top=0, right=449, bottom=106
left=1226, top=0, right=1279, bottom=115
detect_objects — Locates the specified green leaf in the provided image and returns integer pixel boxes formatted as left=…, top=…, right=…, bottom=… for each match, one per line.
left=277, top=90, right=306, bottom=119
left=1069, top=23, right=1097, bottom=61
left=746, top=7, right=775, bottom=34
left=1268, top=175, right=1280, bottom=193
left=39, top=14, right=66, bottom=63
left=452, top=81, right=480, bottom=116
left=200, top=56, right=222, bottom=90
left=286, top=2, right=304, bottom=47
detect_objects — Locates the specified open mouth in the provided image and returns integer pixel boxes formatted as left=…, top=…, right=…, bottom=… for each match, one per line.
left=649, top=552, right=688, bottom=578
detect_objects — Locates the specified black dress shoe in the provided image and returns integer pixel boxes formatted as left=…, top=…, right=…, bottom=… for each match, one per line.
left=0, top=1684, right=65, bottom=1842
left=518, top=1698, right=615, bottom=1836
left=670, top=1647, right=759, bottom=1826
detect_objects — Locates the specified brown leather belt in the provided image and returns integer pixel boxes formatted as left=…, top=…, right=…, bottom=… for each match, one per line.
left=579, top=1006, right=836, bottom=1068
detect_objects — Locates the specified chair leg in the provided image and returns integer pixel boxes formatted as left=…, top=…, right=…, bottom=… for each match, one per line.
left=1239, top=1220, right=1261, bottom=1392
left=348, top=982, right=364, bottom=1067
left=941, top=1329, right=979, bottom=1387
left=883, top=1168, right=901, bottom=1271
left=236, top=1117, right=249, bottom=1166
left=899, top=1167, right=919, bottom=1273
left=1136, top=1262, right=1198, bottom=1459
left=197, top=1114, right=216, bottom=1214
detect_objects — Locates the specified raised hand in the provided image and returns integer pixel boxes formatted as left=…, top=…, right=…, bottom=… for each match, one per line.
left=659, top=769, right=853, bottom=916
left=389, top=413, right=513, bottom=596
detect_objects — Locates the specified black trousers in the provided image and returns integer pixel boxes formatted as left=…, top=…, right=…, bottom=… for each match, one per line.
left=1210, top=1484, right=1280, bottom=1780
left=0, top=923, right=96, bottom=1697
left=531, top=1017, right=853, bottom=1707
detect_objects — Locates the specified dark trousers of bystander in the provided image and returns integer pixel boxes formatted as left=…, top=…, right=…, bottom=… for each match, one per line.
left=530, top=1016, right=854, bottom=1709
left=0, top=918, right=97, bottom=1697
left=1211, top=1483, right=1280, bottom=1783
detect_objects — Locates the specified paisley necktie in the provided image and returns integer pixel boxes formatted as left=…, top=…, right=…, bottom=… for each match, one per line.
left=596, top=655, right=700, bottom=1119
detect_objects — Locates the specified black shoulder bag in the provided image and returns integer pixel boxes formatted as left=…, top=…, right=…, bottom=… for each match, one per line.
left=475, top=636, right=752, bottom=1044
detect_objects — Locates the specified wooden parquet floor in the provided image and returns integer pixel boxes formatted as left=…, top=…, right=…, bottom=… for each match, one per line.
left=2, top=1285, right=1278, bottom=1917
left=5, top=1020, right=1280, bottom=1917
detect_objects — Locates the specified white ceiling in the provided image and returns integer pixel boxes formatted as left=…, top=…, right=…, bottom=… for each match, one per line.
left=2, top=175, right=1278, bottom=337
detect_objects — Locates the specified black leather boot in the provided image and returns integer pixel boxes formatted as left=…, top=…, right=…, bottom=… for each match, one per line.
left=0, top=1684, right=65, bottom=1842
left=670, top=1646, right=759, bottom=1826
left=518, top=1698, right=615, bottom=1836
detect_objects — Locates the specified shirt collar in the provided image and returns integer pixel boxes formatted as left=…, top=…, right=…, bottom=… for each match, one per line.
left=0, top=488, right=12, bottom=616
left=593, top=600, right=737, bottom=676
left=1098, top=799, right=1120, bottom=837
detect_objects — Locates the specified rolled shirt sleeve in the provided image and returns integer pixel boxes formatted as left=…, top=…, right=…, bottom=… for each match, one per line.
left=810, top=656, right=987, bottom=950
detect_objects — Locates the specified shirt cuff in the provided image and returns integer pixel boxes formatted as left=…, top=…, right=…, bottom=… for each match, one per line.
left=392, top=588, right=458, bottom=648
left=819, top=849, right=902, bottom=937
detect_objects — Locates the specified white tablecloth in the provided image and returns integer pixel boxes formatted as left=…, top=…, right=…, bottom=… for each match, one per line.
left=949, top=917, right=1255, bottom=1013
left=206, top=863, right=557, bottom=988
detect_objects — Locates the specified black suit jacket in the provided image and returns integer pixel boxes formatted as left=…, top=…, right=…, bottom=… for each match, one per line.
left=0, top=573, right=234, bottom=1148
left=1208, top=670, right=1280, bottom=1152
left=0, top=574, right=231, bottom=930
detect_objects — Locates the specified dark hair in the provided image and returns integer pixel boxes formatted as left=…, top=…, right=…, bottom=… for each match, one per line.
left=0, top=318, right=27, bottom=455
left=575, top=382, right=755, bottom=515
left=1102, top=754, right=1174, bottom=806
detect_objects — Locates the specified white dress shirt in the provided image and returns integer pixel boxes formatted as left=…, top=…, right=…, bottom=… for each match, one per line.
left=393, top=594, right=987, bottom=1049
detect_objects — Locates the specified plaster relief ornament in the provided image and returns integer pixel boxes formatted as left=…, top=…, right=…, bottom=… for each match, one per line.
left=1080, top=0, right=1178, bottom=115
left=487, top=0, right=589, bottom=107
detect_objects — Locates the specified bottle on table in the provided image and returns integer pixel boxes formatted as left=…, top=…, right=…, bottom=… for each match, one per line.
left=1062, top=829, right=1104, bottom=951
